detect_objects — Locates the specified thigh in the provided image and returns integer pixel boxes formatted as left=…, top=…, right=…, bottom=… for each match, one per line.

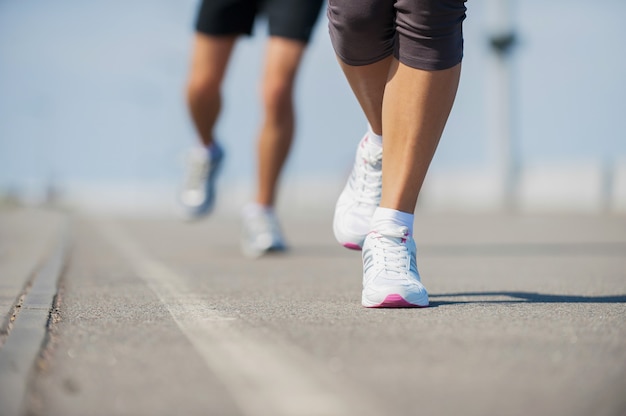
left=261, top=37, right=307, bottom=86
left=188, top=34, right=238, bottom=87
left=394, top=0, right=467, bottom=70
left=195, top=0, right=259, bottom=36
left=263, top=0, right=324, bottom=43
left=327, top=0, right=396, bottom=66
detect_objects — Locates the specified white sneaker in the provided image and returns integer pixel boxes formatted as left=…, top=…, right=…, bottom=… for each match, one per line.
left=333, top=135, right=382, bottom=250
left=361, top=225, right=429, bottom=308
left=241, top=205, right=287, bottom=258
left=179, top=144, right=224, bottom=220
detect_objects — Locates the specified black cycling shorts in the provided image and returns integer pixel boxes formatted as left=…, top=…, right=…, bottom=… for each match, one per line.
left=195, top=0, right=324, bottom=43
left=328, top=0, right=467, bottom=70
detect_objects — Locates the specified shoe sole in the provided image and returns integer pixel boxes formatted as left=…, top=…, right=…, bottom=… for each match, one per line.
left=241, top=244, right=287, bottom=259
left=179, top=208, right=212, bottom=222
left=363, top=293, right=429, bottom=308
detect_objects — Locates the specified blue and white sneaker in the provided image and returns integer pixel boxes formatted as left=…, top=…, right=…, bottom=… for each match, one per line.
left=361, top=225, right=429, bottom=308
left=333, top=135, right=382, bottom=250
left=179, top=144, right=224, bottom=220
left=240, top=204, right=287, bottom=258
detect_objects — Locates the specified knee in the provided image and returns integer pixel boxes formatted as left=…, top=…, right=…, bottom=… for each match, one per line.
left=261, top=78, right=293, bottom=116
left=186, top=72, right=220, bottom=105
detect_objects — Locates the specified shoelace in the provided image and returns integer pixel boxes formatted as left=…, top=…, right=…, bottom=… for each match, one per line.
left=184, top=155, right=209, bottom=191
left=351, top=145, right=382, bottom=204
left=245, top=212, right=280, bottom=239
left=365, top=227, right=411, bottom=275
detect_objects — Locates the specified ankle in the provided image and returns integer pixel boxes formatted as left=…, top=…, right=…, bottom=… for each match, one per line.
left=371, top=207, right=414, bottom=235
left=243, top=202, right=274, bottom=218
left=366, top=125, right=383, bottom=148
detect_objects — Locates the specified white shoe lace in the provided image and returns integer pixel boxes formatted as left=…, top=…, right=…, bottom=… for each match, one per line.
left=246, top=213, right=278, bottom=239
left=364, top=227, right=411, bottom=276
left=184, top=154, right=209, bottom=192
left=242, top=205, right=284, bottom=250
left=349, top=142, right=382, bottom=205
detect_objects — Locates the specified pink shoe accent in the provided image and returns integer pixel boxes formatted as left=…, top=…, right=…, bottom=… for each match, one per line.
left=369, top=294, right=428, bottom=308
left=343, top=242, right=362, bottom=251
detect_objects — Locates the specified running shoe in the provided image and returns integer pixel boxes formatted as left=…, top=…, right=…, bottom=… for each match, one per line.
left=361, top=225, right=429, bottom=308
left=179, top=144, right=224, bottom=219
left=241, top=204, right=287, bottom=258
left=333, top=135, right=382, bottom=250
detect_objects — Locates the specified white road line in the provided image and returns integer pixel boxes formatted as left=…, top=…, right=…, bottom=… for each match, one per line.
left=96, top=220, right=373, bottom=416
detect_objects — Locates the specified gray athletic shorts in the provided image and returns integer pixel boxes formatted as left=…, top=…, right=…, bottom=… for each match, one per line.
left=195, top=0, right=324, bottom=43
left=328, top=0, right=467, bottom=70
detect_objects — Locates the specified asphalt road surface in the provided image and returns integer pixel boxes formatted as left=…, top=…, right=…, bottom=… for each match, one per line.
left=1, top=208, right=625, bottom=416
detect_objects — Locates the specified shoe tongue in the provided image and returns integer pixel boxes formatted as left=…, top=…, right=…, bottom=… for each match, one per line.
left=377, top=225, right=409, bottom=239
left=242, top=203, right=274, bottom=218
left=190, top=146, right=210, bottom=158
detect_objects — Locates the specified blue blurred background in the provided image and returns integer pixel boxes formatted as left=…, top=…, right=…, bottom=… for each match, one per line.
left=1, top=0, right=624, bottom=215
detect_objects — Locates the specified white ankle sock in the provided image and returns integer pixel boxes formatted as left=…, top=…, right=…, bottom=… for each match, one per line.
left=243, top=202, right=274, bottom=218
left=366, top=124, right=383, bottom=148
left=371, top=207, right=414, bottom=236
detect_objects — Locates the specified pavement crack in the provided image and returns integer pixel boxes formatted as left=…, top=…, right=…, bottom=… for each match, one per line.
left=0, top=213, right=72, bottom=416
left=0, top=276, right=35, bottom=349
left=36, top=276, right=66, bottom=373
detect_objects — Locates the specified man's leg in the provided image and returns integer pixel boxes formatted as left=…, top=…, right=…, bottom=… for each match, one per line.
left=255, top=36, right=307, bottom=206
left=179, top=33, right=237, bottom=219
left=186, top=33, right=237, bottom=147
left=240, top=36, right=307, bottom=257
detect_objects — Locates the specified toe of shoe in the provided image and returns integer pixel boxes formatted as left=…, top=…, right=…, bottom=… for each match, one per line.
left=362, top=283, right=429, bottom=308
left=332, top=221, right=366, bottom=249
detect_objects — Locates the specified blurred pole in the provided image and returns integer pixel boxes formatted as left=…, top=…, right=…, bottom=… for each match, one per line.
left=486, top=0, right=518, bottom=211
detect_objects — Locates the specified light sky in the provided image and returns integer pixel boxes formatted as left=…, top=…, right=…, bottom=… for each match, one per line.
left=0, top=0, right=624, bottom=195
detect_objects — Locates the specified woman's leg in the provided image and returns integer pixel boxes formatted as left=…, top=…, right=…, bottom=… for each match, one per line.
left=381, top=60, right=461, bottom=213
left=336, top=56, right=393, bottom=135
